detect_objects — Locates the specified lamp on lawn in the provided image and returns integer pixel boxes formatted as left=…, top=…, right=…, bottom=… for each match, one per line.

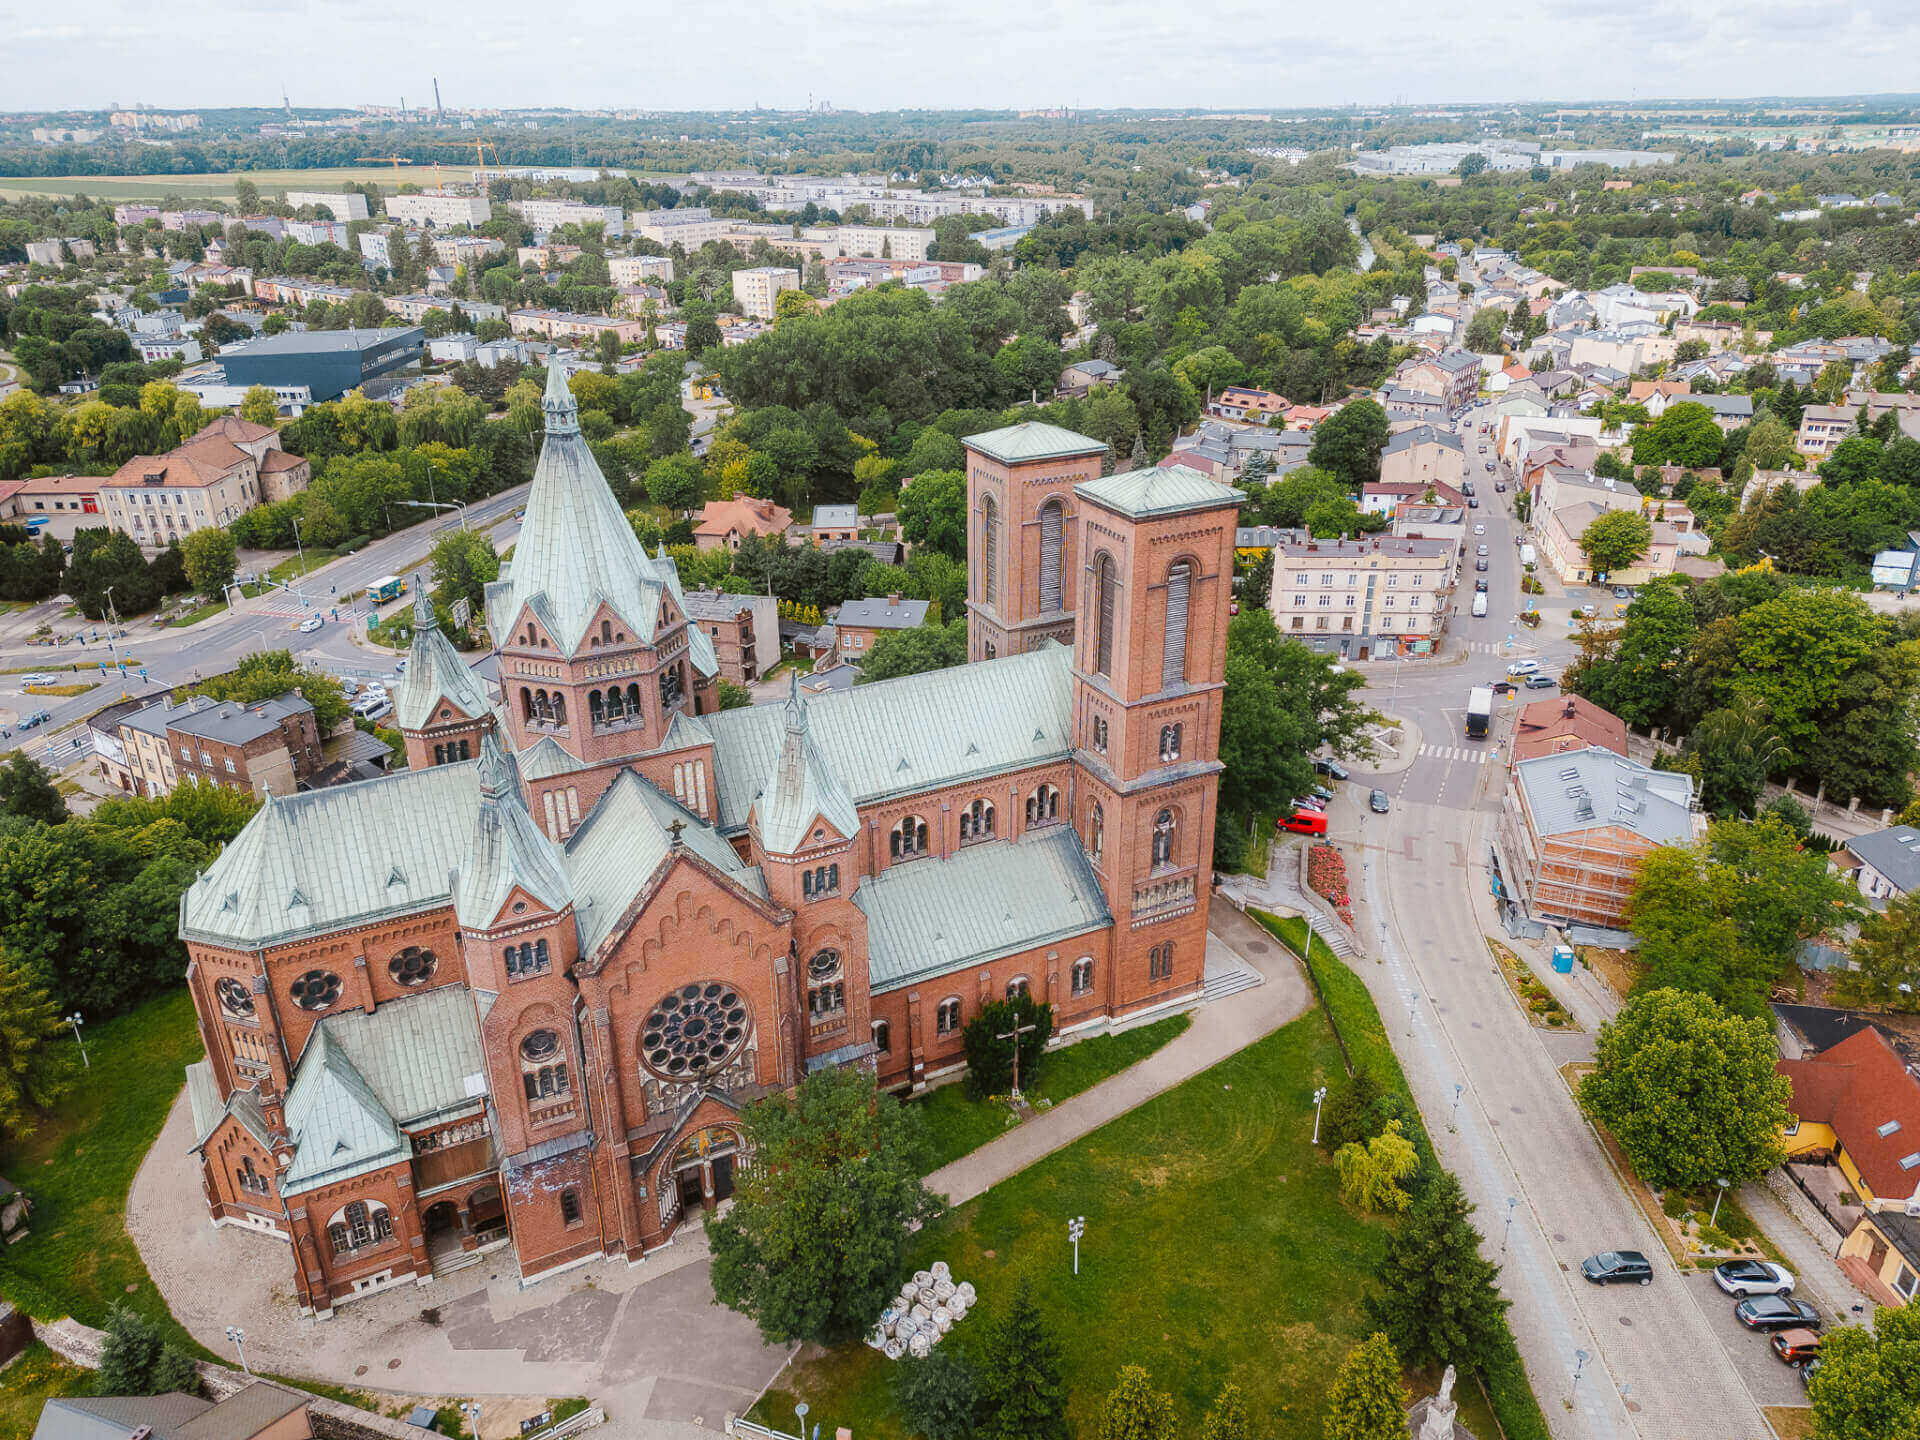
left=1312, top=1085, right=1328, bottom=1145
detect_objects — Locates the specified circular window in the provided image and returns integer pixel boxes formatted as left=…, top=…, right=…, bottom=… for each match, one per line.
left=520, top=1029, right=560, bottom=1062
left=807, top=951, right=840, bottom=982
left=290, top=970, right=342, bottom=1011
left=388, top=946, right=436, bottom=986
left=215, top=977, right=255, bottom=1018
left=641, top=982, right=750, bottom=1079
left=513, top=902, right=526, bottom=914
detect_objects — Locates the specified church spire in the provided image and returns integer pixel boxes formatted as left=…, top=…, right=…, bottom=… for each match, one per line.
left=541, top=347, right=579, bottom=437
left=411, top=570, right=434, bottom=628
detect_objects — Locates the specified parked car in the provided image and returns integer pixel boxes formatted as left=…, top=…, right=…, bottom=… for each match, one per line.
left=1771, top=1329, right=1822, bottom=1368
left=1289, top=795, right=1328, bottom=813
left=1735, top=1295, right=1822, bottom=1333
left=1495, top=481, right=1507, bottom=492
left=1368, top=788, right=1390, bottom=814
left=1612, top=586, right=1631, bottom=600
left=1523, top=674, right=1557, bottom=689
left=1492, top=680, right=1516, bottom=695
left=1475, top=579, right=1489, bottom=593
left=1798, top=1357, right=1822, bottom=1390
left=1462, top=481, right=1475, bottom=496
left=299, top=615, right=324, bottom=633
left=351, top=695, right=393, bottom=722
left=1506, top=659, right=1540, bottom=676
left=20, top=673, right=57, bottom=687
left=1485, top=461, right=1495, bottom=471
left=1714, top=1260, right=1795, bottom=1297
left=1477, top=544, right=1490, bottom=557
left=1473, top=524, right=1486, bottom=535
left=1580, top=1251, right=1653, bottom=1286
left=1475, top=557, right=1489, bottom=572
left=1314, top=757, right=1350, bottom=782
left=338, top=677, right=362, bottom=698
left=1580, top=604, right=1597, bottom=618
left=1308, top=784, right=1336, bottom=803
left=1277, top=809, right=1329, bottom=836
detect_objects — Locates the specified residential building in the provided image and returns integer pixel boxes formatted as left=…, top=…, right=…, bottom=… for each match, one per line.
left=430, top=334, right=479, bottom=364
left=1378, top=425, right=1466, bottom=492
left=1540, top=501, right=1681, bottom=586
left=112, top=692, right=322, bottom=799
left=507, top=310, right=649, bottom=345
left=1510, top=694, right=1629, bottom=768
left=837, top=225, right=933, bottom=261
left=809, top=504, right=859, bottom=543
left=384, top=294, right=506, bottom=325
left=1740, top=467, right=1823, bottom=509
left=1057, top=358, right=1121, bottom=396
left=608, top=254, right=675, bottom=285
left=1497, top=747, right=1702, bottom=929
left=214, top=328, right=424, bottom=403
left=1395, top=349, right=1481, bottom=412
left=285, top=190, right=370, bottom=221
left=174, top=375, right=1237, bottom=1317
left=1383, top=386, right=1448, bottom=425
left=1267, top=532, right=1453, bottom=660
left=31, top=1381, right=312, bottom=1440
left=101, top=416, right=310, bottom=542
left=284, top=219, right=350, bottom=248
left=3, top=474, right=100, bottom=519
left=1361, top=478, right=1467, bottom=515
left=1207, top=386, right=1288, bottom=423
left=692, top=496, right=794, bottom=552
left=1796, top=405, right=1856, bottom=458
left=1832, top=824, right=1920, bottom=903
left=248, top=276, right=357, bottom=308
left=512, top=199, right=626, bottom=237
left=834, top=592, right=930, bottom=660
left=630, top=206, right=733, bottom=248
left=384, top=192, right=492, bottom=228
left=1779, top=1027, right=1920, bottom=1305
left=682, top=590, right=777, bottom=685
left=731, top=266, right=799, bottom=320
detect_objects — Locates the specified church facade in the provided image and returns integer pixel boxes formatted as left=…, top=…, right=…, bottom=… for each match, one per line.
left=179, top=368, right=1242, bottom=1318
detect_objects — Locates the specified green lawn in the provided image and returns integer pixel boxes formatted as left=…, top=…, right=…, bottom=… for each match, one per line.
left=750, top=996, right=1494, bottom=1440
left=0, top=1343, right=92, bottom=1431
left=911, top=1016, right=1190, bottom=1172
left=0, top=988, right=208, bottom=1355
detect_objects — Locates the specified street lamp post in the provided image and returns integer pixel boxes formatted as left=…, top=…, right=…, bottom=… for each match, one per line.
left=65, top=1011, right=87, bottom=1070
left=1068, top=1215, right=1085, bottom=1275
left=399, top=498, right=471, bottom=530
left=1452, top=1082, right=1464, bottom=1128
left=1711, top=1177, right=1730, bottom=1229
left=1502, top=1195, right=1518, bottom=1252
left=459, top=1401, right=481, bottom=1439
left=1312, top=1086, right=1328, bottom=1145
left=224, top=1325, right=249, bottom=1375
left=291, top=515, right=307, bottom=584
left=103, top=585, right=119, bottom=629
left=1571, top=1348, right=1590, bottom=1405
left=793, top=1401, right=809, bottom=1440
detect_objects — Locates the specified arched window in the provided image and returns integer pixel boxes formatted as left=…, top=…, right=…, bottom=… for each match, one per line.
left=458, top=739, right=470, bottom=760
left=504, top=939, right=551, bottom=977
left=1091, top=714, right=1108, bottom=754
left=1159, top=723, right=1183, bottom=763
left=891, top=814, right=929, bottom=859
left=327, top=1200, right=392, bottom=1255
left=1038, top=498, right=1064, bottom=611
left=872, top=1019, right=891, bottom=1055
left=1026, top=783, right=1060, bottom=827
left=626, top=682, right=642, bottom=714
left=936, top=997, right=962, bottom=1036
left=1149, top=943, right=1175, bottom=983
left=960, top=798, right=995, bottom=842
left=236, top=1155, right=270, bottom=1195
left=1089, top=803, right=1104, bottom=865
left=1162, top=560, right=1192, bottom=689
left=1094, top=553, right=1118, bottom=677
left=1152, top=808, right=1176, bottom=868
left=803, top=863, right=839, bottom=900
left=981, top=495, right=999, bottom=604
left=660, top=666, right=684, bottom=709
left=808, top=980, right=846, bottom=1019
left=1006, top=976, right=1031, bottom=1001
left=1071, top=958, right=1094, bottom=996
left=520, top=686, right=535, bottom=721
left=549, top=693, right=565, bottom=725
left=520, top=1028, right=570, bottom=1104
left=601, top=619, right=613, bottom=645
left=560, top=1189, right=581, bottom=1225
left=589, top=690, right=607, bottom=725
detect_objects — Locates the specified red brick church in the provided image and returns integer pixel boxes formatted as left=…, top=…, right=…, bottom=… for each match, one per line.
left=180, top=364, right=1242, bottom=1317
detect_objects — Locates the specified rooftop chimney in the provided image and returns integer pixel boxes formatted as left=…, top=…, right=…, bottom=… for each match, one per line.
left=887, top=593, right=901, bottom=607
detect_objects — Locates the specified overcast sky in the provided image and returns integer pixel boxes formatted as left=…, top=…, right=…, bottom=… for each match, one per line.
left=12, top=0, right=1920, bottom=114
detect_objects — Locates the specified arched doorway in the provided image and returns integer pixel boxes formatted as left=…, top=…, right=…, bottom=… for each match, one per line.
left=422, top=1200, right=461, bottom=1263
left=669, top=1126, right=742, bottom=1216
left=468, top=1186, right=507, bottom=1245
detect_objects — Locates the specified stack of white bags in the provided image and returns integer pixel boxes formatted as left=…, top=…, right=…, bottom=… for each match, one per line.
left=865, top=1262, right=977, bottom=1360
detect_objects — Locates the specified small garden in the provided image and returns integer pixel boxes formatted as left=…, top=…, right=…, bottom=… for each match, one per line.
left=1487, top=940, right=1576, bottom=1029
left=1306, top=843, right=1354, bottom=927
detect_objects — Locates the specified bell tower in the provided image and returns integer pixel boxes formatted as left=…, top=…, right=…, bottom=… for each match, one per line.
left=1067, top=464, right=1242, bottom=1014
left=961, top=422, right=1107, bottom=663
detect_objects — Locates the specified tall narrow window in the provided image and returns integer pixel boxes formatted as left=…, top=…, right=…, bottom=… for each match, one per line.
left=981, top=496, right=998, bottom=605
left=1162, top=561, right=1191, bottom=689
left=936, top=997, right=962, bottom=1035
left=560, top=1189, right=581, bottom=1225
left=1095, top=554, right=1117, bottom=677
left=1039, top=499, right=1064, bottom=611
left=1089, top=803, right=1104, bottom=865
left=1152, top=808, right=1175, bottom=868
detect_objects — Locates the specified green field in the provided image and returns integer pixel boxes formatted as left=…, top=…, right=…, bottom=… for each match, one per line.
left=750, top=974, right=1503, bottom=1440
left=0, top=167, right=447, bottom=202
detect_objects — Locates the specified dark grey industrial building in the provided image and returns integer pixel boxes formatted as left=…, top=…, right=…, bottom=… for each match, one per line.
left=216, top=327, right=424, bottom=402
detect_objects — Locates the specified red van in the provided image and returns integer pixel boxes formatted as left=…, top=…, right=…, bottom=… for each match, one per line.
left=1277, top=809, right=1329, bottom=836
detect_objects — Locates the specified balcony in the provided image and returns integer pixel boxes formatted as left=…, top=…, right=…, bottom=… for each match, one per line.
left=1132, top=873, right=1196, bottom=925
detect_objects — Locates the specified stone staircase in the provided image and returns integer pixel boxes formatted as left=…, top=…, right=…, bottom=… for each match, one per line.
left=1200, top=951, right=1265, bottom=1004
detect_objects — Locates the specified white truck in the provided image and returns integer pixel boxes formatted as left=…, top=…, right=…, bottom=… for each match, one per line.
left=1466, top=686, right=1494, bottom=739
left=1519, top=543, right=1536, bottom=569
left=1471, top=591, right=1489, bottom=617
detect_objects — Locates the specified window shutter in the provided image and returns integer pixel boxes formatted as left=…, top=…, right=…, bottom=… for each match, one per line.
left=1039, top=502, right=1063, bottom=611
left=1162, top=562, right=1191, bottom=689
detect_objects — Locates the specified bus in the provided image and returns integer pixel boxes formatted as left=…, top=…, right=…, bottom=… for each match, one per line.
left=367, top=575, right=406, bottom=604
left=1466, top=686, right=1493, bottom=740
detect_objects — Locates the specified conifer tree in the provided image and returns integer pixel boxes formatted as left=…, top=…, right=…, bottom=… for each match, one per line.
left=0, top=951, right=69, bottom=1143
left=1100, top=1365, right=1175, bottom=1440
left=979, top=1276, right=1069, bottom=1440
left=1198, top=1384, right=1249, bottom=1440
left=1324, top=1333, right=1410, bottom=1440
left=1363, top=1170, right=1509, bottom=1370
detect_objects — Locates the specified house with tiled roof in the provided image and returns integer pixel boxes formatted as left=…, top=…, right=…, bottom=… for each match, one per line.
left=174, top=385, right=1242, bottom=1319
left=691, top=495, right=793, bottom=552
left=1510, top=695, right=1629, bottom=768
left=100, top=416, right=309, bottom=544
left=1779, top=1027, right=1920, bottom=1306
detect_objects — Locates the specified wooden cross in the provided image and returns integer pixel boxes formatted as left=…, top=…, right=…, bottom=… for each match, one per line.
left=997, top=1006, right=1040, bottom=1103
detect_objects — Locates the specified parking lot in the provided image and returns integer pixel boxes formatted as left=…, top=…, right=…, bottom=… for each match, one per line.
left=1680, top=1270, right=1832, bottom=1407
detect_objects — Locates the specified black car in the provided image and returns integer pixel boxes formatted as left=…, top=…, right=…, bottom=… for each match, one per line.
left=1474, top=579, right=1489, bottom=593
left=1369, top=789, right=1390, bottom=814
left=1475, top=557, right=1489, bottom=572
left=1468, top=497, right=1480, bottom=508
left=1314, top=757, right=1351, bottom=782
left=1735, top=1295, right=1822, bottom=1333
left=1581, top=1251, right=1653, bottom=1285
left=1492, top=680, right=1516, bottom=695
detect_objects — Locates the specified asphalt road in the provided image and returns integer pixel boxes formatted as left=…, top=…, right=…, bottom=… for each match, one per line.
left=0, top=482, right=530, bottom=753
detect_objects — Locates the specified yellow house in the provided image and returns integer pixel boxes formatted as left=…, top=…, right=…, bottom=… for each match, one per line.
left=1779, top=1027, right=1920, bottom=1305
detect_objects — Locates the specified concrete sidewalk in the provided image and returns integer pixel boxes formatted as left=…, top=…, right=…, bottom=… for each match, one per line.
left=926, top=899, right=1311, bottom=1206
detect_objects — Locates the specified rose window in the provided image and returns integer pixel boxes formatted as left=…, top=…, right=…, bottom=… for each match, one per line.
left=641, top=982, right=751, bottom=1079
left=290, top=970, right=343, bottom=1011
left=215, top=977, right=256, bottom=1018
left=388, top=946, right=437, bottom=986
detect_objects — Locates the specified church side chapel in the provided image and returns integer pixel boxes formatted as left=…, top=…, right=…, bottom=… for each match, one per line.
left=179, top=361, right=1243, bottom=1316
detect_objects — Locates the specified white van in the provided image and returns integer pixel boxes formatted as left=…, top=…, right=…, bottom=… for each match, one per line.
left=1471, top=592, right=1489, bottom=618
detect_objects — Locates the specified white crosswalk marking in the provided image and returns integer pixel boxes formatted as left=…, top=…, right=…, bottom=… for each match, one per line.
left=1417, top=744, right=1493, bottom=765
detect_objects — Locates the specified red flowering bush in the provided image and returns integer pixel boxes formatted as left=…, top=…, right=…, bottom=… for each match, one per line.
left=1307, top=844, right=1355, bottom=926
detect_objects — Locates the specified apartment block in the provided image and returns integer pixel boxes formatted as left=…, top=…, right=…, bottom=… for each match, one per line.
left=732, top=266, right=799, bottom=320
left=285, top=190, right=371, bottom=221
left=609, top=254, right=676, bottom=284
left=1266, top=533, right=1454, bottom=660
left=512, top=199, right=626, bottom=236
left=384, top=192, right=492, bottom=228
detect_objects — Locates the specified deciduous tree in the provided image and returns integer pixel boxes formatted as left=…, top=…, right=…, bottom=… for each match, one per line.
left=1578, top=509, right=1652, bottom=578
left=897, top=469, right=967, bottom=560
left=1308, top=399, right=1390, bottom=489
left=857, top=619, right=968, bottom=684
left=0, top=753, right=66, bottom=826
left=179, top=526, right=237, bottom=600
left=1806, top=1302, right=1920, bottom=1440
left=708, top=1069, right=943, bottom=1344
left=1336, top=1120, right=1420, bottom=1213
left=1838, top=888, right=1920, bottom=1013
left=1579, top=988, right=1794, bottom=1194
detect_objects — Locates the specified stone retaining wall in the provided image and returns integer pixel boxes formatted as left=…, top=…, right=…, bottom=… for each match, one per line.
left=1764, top=1170, right=1847, bottom=1258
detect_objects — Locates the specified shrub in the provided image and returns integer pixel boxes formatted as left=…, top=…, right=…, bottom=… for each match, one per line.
left=960, top=993, right=1055, bottom=1100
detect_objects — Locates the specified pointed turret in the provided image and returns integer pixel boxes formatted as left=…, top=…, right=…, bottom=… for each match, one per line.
left=540, top=347, right=580, bottom=437
left=754, top=673, right=858, bottom=855
left=452, top=730, right=570, bottom=928
left=395, top=570, right=494, bottom=759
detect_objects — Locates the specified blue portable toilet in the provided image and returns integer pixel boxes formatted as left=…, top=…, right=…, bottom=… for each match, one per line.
left=1551, top=945, right=1575, bottom=975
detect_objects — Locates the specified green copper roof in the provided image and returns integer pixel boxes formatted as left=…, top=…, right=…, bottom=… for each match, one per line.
left=855, top=827, right=1111, bottom=994
left=963, top=421, right=1107, bottom=465
left=1075, top=464, right=1244, bottom=519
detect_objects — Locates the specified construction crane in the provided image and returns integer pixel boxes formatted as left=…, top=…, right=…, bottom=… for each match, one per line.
left=356, top=156, right=415, bottom=174
left=430, top=140, right=503, bottom=186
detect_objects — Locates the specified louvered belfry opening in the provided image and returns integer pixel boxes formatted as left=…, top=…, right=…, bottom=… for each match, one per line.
left=1162, top=560, right=1191, bottom=689
left=1039, top=499, right=1064, bottom=612
left=1095, top=554, right=1117, bottom=676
